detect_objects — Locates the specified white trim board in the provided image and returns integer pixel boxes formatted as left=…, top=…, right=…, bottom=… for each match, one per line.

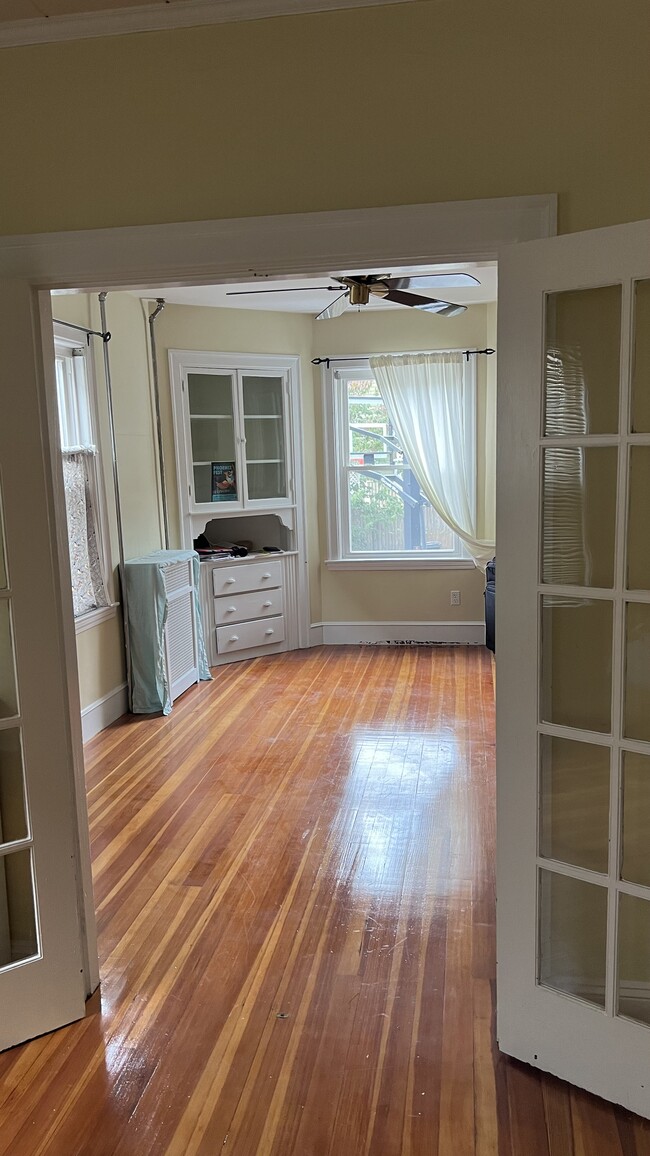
left=81, top=682, right=128, bottom=742
left=0, top=0, right=413, bottom=49
left=0, top=196, right=557, bottom=288
left=311, top=621, right=486, bottom=645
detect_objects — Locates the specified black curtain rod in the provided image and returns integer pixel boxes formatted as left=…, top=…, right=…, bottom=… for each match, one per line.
left=53, top=318, right=111, bottom=344
left=311, top=348, right=495, bottom=369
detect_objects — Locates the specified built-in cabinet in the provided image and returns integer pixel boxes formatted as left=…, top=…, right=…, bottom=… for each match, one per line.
left=169, top=351, right=308, bottom=666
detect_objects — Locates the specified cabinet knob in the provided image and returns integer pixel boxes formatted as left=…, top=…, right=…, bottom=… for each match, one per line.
left=265, top=629, right=274, bottom=636
left=227, top=606, right=237, bottom=613
left=229, top=635, right=239, bottom=643
left=261, top=573, right=272, bottom=579
left=225, top=577, right=236, bottom=584
left=262, top=600, right=272, bottom=608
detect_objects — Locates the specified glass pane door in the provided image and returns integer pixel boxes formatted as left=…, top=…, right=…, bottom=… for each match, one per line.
left=0, top=492, right=38, bottom=971
left=241, top=375, right=287, bottom=502
left=538, top=280, right=650, bottom=1027
left=497, top=217, right=650, bottom=1119
left=187, top=372, right=238, bottom=504
left=0, top=283, right=86, bottom=1052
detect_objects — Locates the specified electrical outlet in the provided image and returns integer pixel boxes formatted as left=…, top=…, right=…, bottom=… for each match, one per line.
left=450, top=590, right=461, bottom=606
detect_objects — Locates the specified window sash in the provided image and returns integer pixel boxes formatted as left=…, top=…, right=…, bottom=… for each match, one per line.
left=54, top=330, right=112, bottom=620
left=331, top=365, right=468, bottom=561
left=55, top=349, right=94, bottom=451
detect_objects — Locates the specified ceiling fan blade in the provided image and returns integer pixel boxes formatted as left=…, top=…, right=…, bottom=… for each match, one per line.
left=226, top=285, right=339, bottom=296
left=315, top=292, right=350, bottom=321
left=385, top=273, right=480, bottom=291
left=383, top=288, right=467, bottom=317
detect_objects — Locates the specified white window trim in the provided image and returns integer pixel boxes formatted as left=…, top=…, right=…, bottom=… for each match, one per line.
left=73, top=603, right=117, bottom=633
left=54, top=324, right=117, bottom=632
left=322, top=356, right=477, bottom=567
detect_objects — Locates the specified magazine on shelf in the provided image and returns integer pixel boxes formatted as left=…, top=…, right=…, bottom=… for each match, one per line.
left=211, top=461, right=237, bottom=502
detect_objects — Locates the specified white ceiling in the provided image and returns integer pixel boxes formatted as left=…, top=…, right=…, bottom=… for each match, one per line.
left=131, top=262, right=498, bottom=316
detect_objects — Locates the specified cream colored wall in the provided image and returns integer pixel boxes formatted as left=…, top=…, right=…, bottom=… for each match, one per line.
left=94, top=293, right=163, bottom=559
left=1, top=0, right=650, bottom=237
left=75, top=614, right=126, bottom=708
left=311, top=305, right=492, bottom=624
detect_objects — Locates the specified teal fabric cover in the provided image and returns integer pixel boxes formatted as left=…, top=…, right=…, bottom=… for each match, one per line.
left=125, top=549, right=211, bottom=715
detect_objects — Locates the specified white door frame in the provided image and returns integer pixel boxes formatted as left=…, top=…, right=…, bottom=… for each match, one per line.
left=0, top=193, right=556, bottom=994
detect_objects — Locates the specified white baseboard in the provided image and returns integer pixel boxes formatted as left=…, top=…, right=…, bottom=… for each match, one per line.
left=81, top=682, right=128, bottom=742
left=310, top=621, right=486, bottom=646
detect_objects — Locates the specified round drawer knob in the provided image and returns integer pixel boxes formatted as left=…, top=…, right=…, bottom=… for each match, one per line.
left=262, top=601, right=272, bottom=608
left=229, top=635, right=239, bottom=643
left=265, top=629, right=274, bottom=636
left=226, top=606, right=237, bottom=613
left=226, top=577, right=236, bottom=585
left=261, top=573, right=272, bottom=579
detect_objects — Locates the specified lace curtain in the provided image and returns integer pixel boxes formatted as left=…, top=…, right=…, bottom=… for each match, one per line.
left=62, top=451, right=108, bottom=616
left=369, top=352, right=495, bottom=568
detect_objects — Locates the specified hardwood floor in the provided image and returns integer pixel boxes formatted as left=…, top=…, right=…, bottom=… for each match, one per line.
left=1, top=645, right=649, bottom=1155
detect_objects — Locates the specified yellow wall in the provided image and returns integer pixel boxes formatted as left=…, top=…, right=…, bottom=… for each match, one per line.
left=1, top=0, right=650, bottom=237
left=95, top=294, right=162, bottom=560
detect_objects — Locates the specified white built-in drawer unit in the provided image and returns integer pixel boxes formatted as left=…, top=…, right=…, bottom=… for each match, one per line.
left=216, top=615, right=286, bottom=655
left=212, top=559, right=282, bottom=598
left=213, top=587, right=283, bottom=626
left=202, top=554, right=292, bottom=664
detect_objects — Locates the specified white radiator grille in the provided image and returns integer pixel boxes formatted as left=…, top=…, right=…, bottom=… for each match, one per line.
left=163, top=560, right=191, bottom=595
left=166, top=591, right=196, bottom=685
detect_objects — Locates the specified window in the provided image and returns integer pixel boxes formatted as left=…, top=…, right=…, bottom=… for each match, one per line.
left=324, top=361, right=475, bottom=566
left=54, top=327, right=113, bottom=627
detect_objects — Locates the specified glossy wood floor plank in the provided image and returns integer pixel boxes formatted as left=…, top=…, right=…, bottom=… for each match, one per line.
left=0, top=646, right=649, bottom=1154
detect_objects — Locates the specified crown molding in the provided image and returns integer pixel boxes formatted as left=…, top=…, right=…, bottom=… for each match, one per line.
left=0, top=0, right=414, bottom=49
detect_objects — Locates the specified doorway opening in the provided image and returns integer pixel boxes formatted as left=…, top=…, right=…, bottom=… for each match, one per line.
left=0, top=195, right=552, bottom=1087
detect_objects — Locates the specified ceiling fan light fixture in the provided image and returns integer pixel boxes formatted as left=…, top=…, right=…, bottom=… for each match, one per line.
left=347, top=282, right=371, bottom=306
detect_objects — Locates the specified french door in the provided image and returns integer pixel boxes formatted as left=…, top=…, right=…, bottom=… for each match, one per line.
left=0, top=281, right=86, bottom=1049
left=497, top=217, right=650, bottom=1116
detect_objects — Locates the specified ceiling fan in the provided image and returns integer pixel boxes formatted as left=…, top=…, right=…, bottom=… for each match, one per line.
left=226, top=272, right=479, bottom=320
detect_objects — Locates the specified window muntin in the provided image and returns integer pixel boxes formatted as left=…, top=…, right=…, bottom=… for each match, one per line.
left=329, top=366, right=469, bottom=562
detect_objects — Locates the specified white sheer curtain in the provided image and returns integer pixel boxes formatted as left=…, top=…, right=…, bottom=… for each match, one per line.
left=369, top=351, right=495, bottom=568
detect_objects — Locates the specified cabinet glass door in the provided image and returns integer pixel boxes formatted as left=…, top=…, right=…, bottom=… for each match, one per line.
left=241, top=375, right=287, bottom=502
left=187, top=372, right=238, bottom=504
